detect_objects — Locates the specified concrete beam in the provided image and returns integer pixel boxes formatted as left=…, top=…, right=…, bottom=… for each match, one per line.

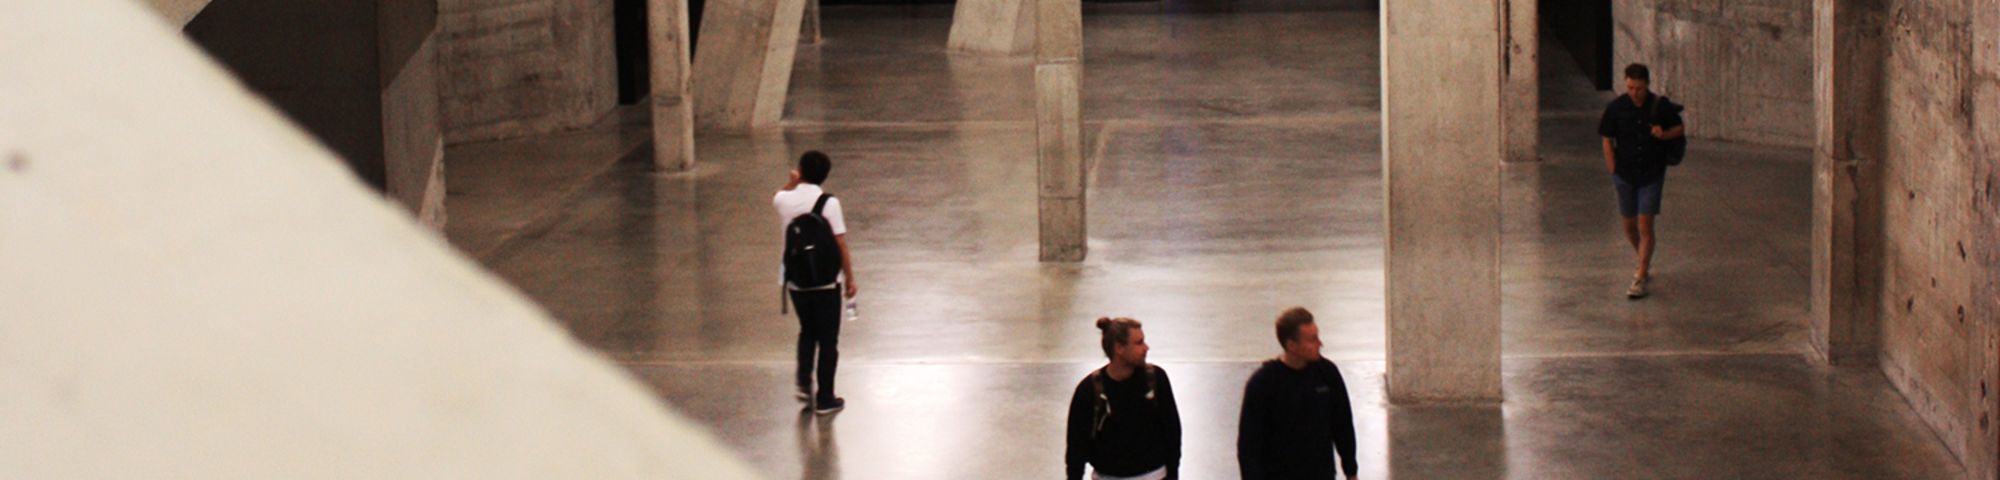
left=1502, top=0, right=1538, bottom=163
left=1035, top=0, right=1083, bottom=262
left=0, top=1, right=759, bottom=477
left=1382, top=0, right=1504, bottom=403
left=1808, top=0, right=1886, bottom=366
left=651, top=0, right=697, bottom=170
left=950, top=0, right=1037, bottom=55
left=692, top=0, right=808, bottom=130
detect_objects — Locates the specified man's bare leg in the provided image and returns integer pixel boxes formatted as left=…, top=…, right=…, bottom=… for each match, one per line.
left=1636, top=214, right=1656, bottom=281
left=1622, top=217, right=1641, bottom=251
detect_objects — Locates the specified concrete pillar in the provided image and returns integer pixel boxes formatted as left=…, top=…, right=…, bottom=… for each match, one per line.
left=1502, top=0, right=1538, bottom=163
left=949, top=0, right=1036, bottom=55
left=1034, top=0, right=1083, bottom=262
left=1382, top=0, right=1504, bottom=403
left=691, top=0, right=807, bottom=130
left=380, top=0, right=447, bottom=229
left=186, top=0, right=448, bottom=229
left=650, top=0, right=696, bottom=170
left=1969, top=1, right=2000, bottom=478
left=141, top=0, right=212, bottom=27
left=1808, top=0, right=1886, bottom=366
left=801, top=0, right=821, bottom=45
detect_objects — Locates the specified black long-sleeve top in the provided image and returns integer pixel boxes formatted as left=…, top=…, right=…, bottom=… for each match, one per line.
left=1064, top=365, right=1182, bottom=480
left=1237, top=358, right=1358, bottom=479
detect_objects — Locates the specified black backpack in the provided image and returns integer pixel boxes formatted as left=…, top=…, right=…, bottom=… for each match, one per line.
left=1088, top=364, right=1157, bottom=439
left=1654, top=97, right=1688, bottom=166
left=783, top=194, right=843, bottom=289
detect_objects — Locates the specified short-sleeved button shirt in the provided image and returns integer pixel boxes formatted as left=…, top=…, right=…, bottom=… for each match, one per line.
left=1599, top=93, right=1682, bottom=186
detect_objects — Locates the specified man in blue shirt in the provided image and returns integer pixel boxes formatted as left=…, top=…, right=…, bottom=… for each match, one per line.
left=1598, top=63, right=1684, bottom=299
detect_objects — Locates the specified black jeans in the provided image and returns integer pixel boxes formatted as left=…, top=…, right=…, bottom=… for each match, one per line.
left=790, top=287, right=841, bottom=402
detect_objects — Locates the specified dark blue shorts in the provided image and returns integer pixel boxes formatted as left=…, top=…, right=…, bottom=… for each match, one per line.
left=1614, top=175, right=1663, bottom=217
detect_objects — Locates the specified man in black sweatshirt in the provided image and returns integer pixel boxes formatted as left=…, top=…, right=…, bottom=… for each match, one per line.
left=1066, top=317, right=1182, bottom=480
left=1237, top=307, right=1359, bottom=479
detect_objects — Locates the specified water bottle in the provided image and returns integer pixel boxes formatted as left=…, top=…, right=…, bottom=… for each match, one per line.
left=844, top=297, right=859, bottom=322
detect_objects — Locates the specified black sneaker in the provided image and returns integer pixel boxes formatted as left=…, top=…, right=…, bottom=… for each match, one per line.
left=813, top=397, right=845, bottom=416
left=795, top=386, right=812, bottom=403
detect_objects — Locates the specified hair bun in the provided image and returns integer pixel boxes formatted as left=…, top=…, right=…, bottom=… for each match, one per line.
left=1095, top=317, right=1113, bottom=329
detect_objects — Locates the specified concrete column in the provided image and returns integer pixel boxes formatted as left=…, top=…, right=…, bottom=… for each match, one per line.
left=380, top=0, right=447, bottom=229
left=1969, top=1, right=1999, bottom=478
left=1808, top=0, right=1886, bottom=366
left=1034, top=0, right=1083, bottom=262
left=1501, top=0, right=1538, bottom=163
left=1382, top=0, right=1504, bottom=403
left=691, top=0, right=807, bottom=130
left=949, top=0, right=1036, bottom=55
left=801, top=0, right=821, bottom=45
left=141, top=0, right=212, bottom=27
left=650, top=0, right=696, bottom=170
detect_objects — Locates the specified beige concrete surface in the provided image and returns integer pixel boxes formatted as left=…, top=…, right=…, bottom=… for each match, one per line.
left=0, top=2, right=754, bottom=478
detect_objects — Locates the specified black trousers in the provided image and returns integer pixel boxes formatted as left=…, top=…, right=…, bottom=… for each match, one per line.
left=790, top=287, right=841, bottom=401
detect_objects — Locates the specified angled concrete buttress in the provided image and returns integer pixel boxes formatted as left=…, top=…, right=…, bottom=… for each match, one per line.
left=651, top=0, right=698, bottom=170
left=950, top=0, right=1037, bottom=55
left=692, top=0, right=809, bottom=130
left=1382, top=0, right=1504, bottom=403
left=0, top=1, right=758, bottom=478
left=1035, top=0, right=1084, bottom=262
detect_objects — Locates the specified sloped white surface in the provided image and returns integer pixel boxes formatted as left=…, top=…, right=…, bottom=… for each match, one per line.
left=0, top=1, right=758, bottom=478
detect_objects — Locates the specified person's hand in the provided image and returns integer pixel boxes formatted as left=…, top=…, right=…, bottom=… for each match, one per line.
left=1651, top=125, right=1666, bottom=139
left=783, top=170, right=802, bottom=190
left=845, top=281, right=859, bottom=298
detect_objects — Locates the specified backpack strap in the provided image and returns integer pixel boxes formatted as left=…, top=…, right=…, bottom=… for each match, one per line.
left=811, top=194, right=832, bottom=217
left=1143, top=364, right=1158, bottom=401
left=1090, top=368, right=1109, bottom=438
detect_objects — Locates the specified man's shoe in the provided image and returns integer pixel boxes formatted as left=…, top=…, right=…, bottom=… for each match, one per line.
left=1626, top=277, right=1648, bottom=299
left=795, top=386, right=812, bottom=403
left=813, top=397, right=845, bottom=416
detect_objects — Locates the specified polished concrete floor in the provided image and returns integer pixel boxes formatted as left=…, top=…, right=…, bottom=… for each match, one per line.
left=444, top=1, right=1967, bottom=478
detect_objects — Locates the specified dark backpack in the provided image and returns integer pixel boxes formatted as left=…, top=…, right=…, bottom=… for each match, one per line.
left=1654, top=97, right=1688, bottom=166
left=1088, top=364, right=1157, bottom=439
left=783, top=194, right=843, bottom=289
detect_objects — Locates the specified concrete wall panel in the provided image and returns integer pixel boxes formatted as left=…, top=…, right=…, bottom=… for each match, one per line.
left=438, top=0, right=619, bottom=143
left=1870, top=0, right=1996, bottom=471
left=1615, top=0, right=1813, bottom=147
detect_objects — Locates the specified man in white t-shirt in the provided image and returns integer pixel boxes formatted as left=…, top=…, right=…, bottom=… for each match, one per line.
left=774, top=151, right=856, bottom=415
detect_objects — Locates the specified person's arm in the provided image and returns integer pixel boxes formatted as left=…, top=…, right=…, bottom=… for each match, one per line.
left=1326, top=364, right=1359, bottom=479
left=1602, top=137, right=1618, bottom=174
left=836, top=235, right=857, bottom=298
left=1237, top=373, right=1269, bottom=480
left=1599, top=105, right=1619, bottom=174
left=1065, top=381, right=1092, bottom=480
left=1156, top=369, right=1183, bottom=480
left=1651, top=100, right=1687, bottom=140
left=1652, top=124, right=1685, bottom=140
